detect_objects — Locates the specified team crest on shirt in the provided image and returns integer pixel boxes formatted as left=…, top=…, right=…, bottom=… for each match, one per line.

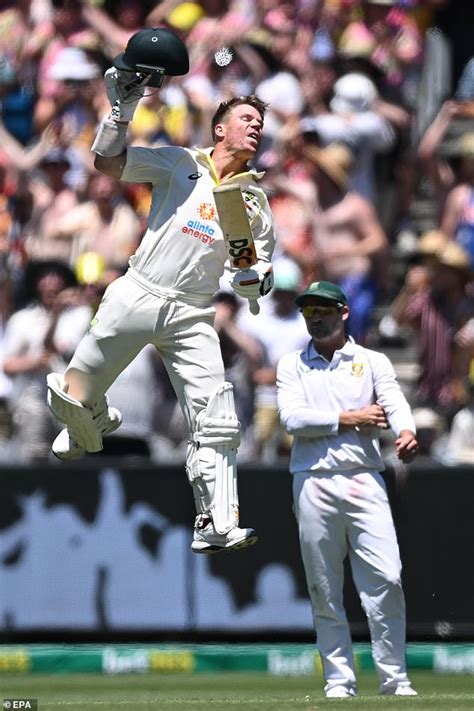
left=351, top=362, right=364, bottom=377
left=198, top=203, right=216, bottom=220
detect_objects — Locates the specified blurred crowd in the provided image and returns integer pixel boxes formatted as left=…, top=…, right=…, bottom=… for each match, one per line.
left=0, top=0, right=473, bottom=466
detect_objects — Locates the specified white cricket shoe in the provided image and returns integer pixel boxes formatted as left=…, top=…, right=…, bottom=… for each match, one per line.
left=191, top=514, right=258, bottom=554
left=381, top=683, right=418, bottom=697
left=325, top=686, right=357, bottom=699
left=52, top=406, right=122, bottom=460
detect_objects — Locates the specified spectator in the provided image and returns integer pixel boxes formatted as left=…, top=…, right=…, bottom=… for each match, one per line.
left=303, top=142, right=390, bottom=343
left=301, top=72, right=396, bottom=202
left=52, top=172, right=142, bottom=271
left=417, top=100, right=474, bottom=220
left=26, top=147, right=79, bottom=264
left=391, top=241, right=474, bottom=414
left=36, top=0, right=99, bottom=102
left=255, top=26, right=305, bottom=157
left=34, top=45, right=101, bottom=150
left=440, top=132, right=474, bottom=267
left=2, top=260, right=89, bottom=461
left=338, top=0, right=422, bottom=107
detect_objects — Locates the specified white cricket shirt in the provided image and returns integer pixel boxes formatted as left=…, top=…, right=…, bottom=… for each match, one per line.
left=277, top=338, right=416, bottom=474
left=121, top=146, right=275, bottom=305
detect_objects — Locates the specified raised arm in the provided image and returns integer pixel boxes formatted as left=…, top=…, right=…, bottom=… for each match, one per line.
left=91, top=67, right=149, bottom=178
left=81, top=2, right=135, bottom=57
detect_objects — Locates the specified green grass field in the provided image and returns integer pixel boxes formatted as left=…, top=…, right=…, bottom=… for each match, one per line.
left=1, top=671, right=473, bottom=710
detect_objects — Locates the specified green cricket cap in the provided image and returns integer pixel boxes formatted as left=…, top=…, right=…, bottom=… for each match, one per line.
left=295, top=280, right=348, bottom=307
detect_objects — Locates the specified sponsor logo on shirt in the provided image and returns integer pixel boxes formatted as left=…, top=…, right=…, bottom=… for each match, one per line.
left=188, top=172, right=202, bottom=180
left=181, top=204, right=217, bottom=246
left=351, top=362, right=364, bottom=377
left=198, top=203, right=216, bottom=221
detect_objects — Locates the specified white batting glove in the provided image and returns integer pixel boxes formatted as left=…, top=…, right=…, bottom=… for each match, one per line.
left=104, top=67, right=149, bottom=123
left=231, top=262, right=273, bottom=301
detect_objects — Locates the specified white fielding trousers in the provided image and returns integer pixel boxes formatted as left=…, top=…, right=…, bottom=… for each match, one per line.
left=292, top=469, right=410, bottom=693
left=67, top=274, right=225, bottom=431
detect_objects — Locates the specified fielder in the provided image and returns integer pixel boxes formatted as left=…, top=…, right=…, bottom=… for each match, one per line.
left=46, top=28, right=275, bottom=554
left=276, top=281, right=419, bottom=698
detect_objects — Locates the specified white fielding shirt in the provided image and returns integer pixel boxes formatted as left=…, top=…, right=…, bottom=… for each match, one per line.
left=277, top=338, right=416, bottom=474
left=120, top=146, right=275, bottom=305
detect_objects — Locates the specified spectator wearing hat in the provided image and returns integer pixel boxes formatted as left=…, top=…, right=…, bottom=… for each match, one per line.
left=398, top=228, right=449, bottom=283
left=391, top=241, right=474, bottom=413
left=34, top=0, right=99, bottom=107
left=34, top=45, right=101, bottom=143
left=34, top=43, right=104, bottom=191
left=303, top=142, right=389, bottom=343
left=440, top=133, right=474, bottom=268
left=301, top=72, right=395, bottom=203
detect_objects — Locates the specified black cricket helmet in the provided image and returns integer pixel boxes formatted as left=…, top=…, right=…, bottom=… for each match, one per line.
left=112, top=27, right=189, bottom=87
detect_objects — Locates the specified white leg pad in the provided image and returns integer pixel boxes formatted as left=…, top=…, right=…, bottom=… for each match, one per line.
left=186, top=382, right=240, bottom=535
left=46, top=372, right=103, bottom=452
left=211, top=444, right=238, bottom=534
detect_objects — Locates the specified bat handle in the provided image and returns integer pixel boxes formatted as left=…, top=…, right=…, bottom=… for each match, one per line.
left=249, top=299, right=260, bottom=315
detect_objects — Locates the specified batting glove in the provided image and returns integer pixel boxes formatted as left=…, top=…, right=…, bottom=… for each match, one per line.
left=231, top=262, right=273, bottom=301
left=104, top=67, right=149, bottom=123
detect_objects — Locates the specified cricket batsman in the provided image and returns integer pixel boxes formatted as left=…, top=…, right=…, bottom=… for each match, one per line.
left=46, top=28, right=276, bottom=553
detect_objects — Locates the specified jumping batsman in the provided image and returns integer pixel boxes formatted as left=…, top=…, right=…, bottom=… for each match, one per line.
left=46, top=28, right=275, bottom=554
left=276, top=281, right=419, bottom=698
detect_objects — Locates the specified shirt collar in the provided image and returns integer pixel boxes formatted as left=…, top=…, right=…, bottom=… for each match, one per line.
left=194, top=146, right=265, bottom=182
left=307, top=336, right=356, bottom=363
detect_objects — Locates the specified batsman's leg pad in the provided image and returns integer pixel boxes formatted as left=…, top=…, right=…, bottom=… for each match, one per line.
left=47, top=372, right=103, bottom=453
left=186, top=382, right=241, bottom=535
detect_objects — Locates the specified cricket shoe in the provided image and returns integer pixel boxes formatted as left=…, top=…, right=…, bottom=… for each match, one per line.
left=52, top=406, right=122, bottom=460
left=325, top=686, right=357, bottom=699
left=380, top=683, right=418, bottom=697
left=191, top=514, right=258, bottom=554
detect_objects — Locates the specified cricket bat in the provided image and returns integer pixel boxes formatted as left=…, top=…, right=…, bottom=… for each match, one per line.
left=213, top=183, right=260, bottom=315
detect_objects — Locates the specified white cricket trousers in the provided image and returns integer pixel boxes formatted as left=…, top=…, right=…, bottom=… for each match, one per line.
left=293, top=469, right=410, bottom=694
left=67, top=274, right=225, bottom=431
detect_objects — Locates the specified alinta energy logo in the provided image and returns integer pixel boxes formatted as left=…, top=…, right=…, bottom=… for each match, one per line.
left=198, top=203, right=216, bottom=221
left=181, top=203, right=216, bottom=246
